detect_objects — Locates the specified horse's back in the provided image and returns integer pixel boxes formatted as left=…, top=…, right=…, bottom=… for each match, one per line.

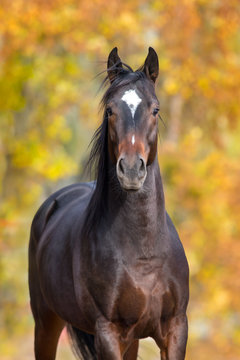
left=30, top=181, right=95, bottom=243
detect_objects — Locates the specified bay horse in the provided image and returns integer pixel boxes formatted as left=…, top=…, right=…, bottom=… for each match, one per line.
left=28, top=47, right=189, bottom=360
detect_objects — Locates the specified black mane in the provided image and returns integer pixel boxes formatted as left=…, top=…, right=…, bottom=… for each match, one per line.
left=81, top=65, right=148, bottom=236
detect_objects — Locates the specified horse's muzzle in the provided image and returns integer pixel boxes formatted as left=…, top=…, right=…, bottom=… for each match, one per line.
left=116, top=156, right=147, bottom=190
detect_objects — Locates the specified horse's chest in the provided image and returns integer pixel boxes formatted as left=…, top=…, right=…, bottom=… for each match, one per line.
left=112, top=264, right=165, bottom=329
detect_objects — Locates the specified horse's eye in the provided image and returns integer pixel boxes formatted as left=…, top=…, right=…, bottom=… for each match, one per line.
left=106, top=107, right=113, bottom=116
left=152, top=108, right=159, bottom=116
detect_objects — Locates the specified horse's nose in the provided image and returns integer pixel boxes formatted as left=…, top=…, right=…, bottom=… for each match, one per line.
left=117, top=156, right=147, bottom=190
left=118, top=157, right=146, bottom=180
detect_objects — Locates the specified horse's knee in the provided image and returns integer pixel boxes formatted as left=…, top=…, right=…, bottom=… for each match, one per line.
left=167, top=314, right=188, bottom=359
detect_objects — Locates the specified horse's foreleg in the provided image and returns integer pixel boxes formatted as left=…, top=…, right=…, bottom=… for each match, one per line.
left=123, top=340, right=139, bottom=360
left=95, top=318, right=122, bottom=360
left=154, top=314, right=188, bottom=360
left=165, top=314, right=188, bottom=360
left=34, top=311, right=65, bottom=360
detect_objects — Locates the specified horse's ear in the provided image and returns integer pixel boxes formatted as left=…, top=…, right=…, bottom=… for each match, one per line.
left=107, top=47, right=123, bottom=83
left=143, top=47, right=159, bottom=84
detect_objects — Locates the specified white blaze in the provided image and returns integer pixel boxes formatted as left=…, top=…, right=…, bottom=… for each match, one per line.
left=131, top=135, right=135, bottom=145
left=121, top=89, right=142, bottom=118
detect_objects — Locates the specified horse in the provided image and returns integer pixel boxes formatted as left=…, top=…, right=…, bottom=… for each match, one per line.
left=28, top=47, right=189, bottom=360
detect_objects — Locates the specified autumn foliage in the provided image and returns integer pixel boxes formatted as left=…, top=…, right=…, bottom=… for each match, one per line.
left=0, top=0, right=240, bottom=359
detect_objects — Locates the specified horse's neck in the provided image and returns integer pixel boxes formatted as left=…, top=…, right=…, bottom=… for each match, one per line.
left=107, top=157, right=167, bottom=251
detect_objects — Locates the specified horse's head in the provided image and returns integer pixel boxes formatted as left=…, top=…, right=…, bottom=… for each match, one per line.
left=105, top=47, right=159, bottom=191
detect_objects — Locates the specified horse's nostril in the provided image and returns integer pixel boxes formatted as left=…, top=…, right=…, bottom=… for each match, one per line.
left=119, top=158, right=125, bottom=175
left=138, top=158, right=146, bottom=178
left=139, top=159, right=144, bottom=171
